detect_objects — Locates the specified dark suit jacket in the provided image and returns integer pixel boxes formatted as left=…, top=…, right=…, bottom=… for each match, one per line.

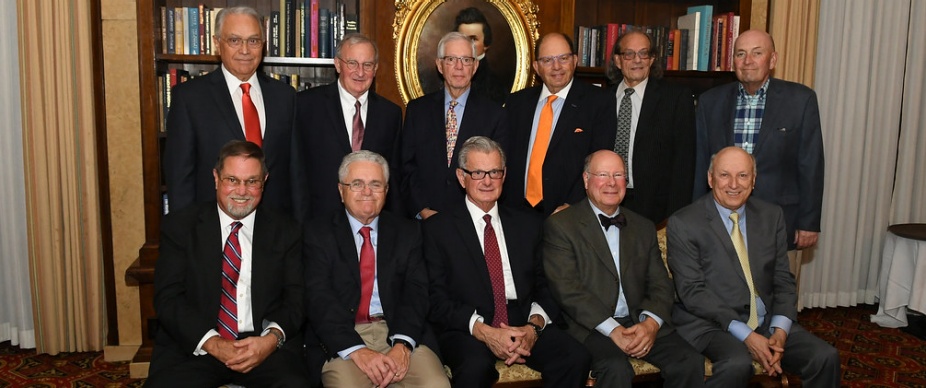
left=503, top=81, right=616, bottom=216
left=399, top=88, right=508, bottom=217
left=151, top=202, right=304, bottom=371
left=423, top=200, right=558, bottom=333
left=614, top=78, right=696, bottom=224
left=291, top=82, right=403, bottom=222
left=303, top=210, right=430, bottom=358
left=693, top=78, right=824, bottom=248
left=165, top=69, right=296, bottom=213
left=666, top=194, right=797, bottom=345
left=542, top=199, right=675, bottom=342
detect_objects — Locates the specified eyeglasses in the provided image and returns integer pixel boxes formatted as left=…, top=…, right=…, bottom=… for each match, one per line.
left=588, top=172, right=627, bottom=181
left=536, top=53, right=574, bottom=67
left=441, top=56, right=476, bottom=66
left=338, top=57, right=376, bottom=72
left=221, top=36, right=263, bottom=49
left=460, top=168, right=505, bottom=180
left=618, top=49, right=653, bottom=61
left=221, top=176, right=264, bottom=189
left=340, top=180, right=387, bottom=193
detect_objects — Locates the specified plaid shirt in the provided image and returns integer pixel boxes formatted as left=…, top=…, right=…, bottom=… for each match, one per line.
left=733, top=79, right=770, bottom=154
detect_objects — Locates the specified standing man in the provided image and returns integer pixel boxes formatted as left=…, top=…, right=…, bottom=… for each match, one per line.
left=668, top=147, right=839, bottom=387
left=400, top=31, right=508, bottom=220
left=542, top=150, right=704, bottom=387
left=424, top=136, right=590, bottom=387
left=504, top=33, right=615, bottom=217
left=693, top=30, right=824, bottom=280
left=454, top=7, right=506, bottom=105
left=303, top=151, right=450, bottom=388
left=607, top=30, right=695, bottom=225
left=147, top=140, right=307, bottom=387
left=292, top=33, right=402, bottom=222
left=165, top=7, right=296, bottom=213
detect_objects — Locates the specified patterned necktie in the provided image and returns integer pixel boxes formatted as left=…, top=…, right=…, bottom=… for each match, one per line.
left=730, top=212, right=759, bottom=329
left=240, top=83, right=262, bottom=147
left=614, top=88, right=634, bottom=162
left=483, top=214, right=508, bottom=327
left=526, top=95, right=557, bottom=206
left=217, top=221, right=243, bottom=340
left=445, top=100, right=459, bottom=167
left=351, top=99, right=364, bottom=151
left=355, top=226, right=376, bottom=323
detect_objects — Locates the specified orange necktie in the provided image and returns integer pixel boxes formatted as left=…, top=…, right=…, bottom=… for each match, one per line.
left=526, top=95, right=557, bottom=206
left=240, top=83, right=262, bottom=147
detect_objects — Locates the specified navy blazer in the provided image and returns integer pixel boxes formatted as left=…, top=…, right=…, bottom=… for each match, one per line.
left=291, top=82, right=403, bottom=222
left=164, top=69, right=296, bottom=214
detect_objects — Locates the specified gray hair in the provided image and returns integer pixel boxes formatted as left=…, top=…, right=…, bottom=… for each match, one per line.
left=457, top=136, right=506, bottom=169
left=336, top=33, right=379, bottom=63
left=338, top=150, right=390, bottom=182
left=437, top=31, right=477, bottom=58
left=214, top=6, right=264, bottom=40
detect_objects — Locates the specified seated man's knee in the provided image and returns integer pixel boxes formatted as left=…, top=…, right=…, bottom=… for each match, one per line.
left=710, top=352, right=755, bottom=382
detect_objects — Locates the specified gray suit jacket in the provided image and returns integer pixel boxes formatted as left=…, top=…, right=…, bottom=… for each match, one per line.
left=542, top=199, right=675, bottom=342
left=667, top=194, right=797, bottom=345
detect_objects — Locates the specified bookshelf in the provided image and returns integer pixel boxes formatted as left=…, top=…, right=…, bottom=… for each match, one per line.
left=125, top=0, right=366, bottom=367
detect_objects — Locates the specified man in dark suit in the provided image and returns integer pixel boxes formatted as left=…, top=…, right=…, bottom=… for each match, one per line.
left=303, top=151, right=449, bottom=388
left=400, top=31, right=508, bottom=220
left=165, top=6, right=296, bottom=214
left=424, top=136, right=590, bottom=387
left=504, top=33, right=615, bottom=217
left=292, top=33, right=402, bottom=223
left=668, top=146, right=839, bottom=387
left=146, top=140, right=307, bottom=387
left=692, top=30, right=824, bottom=282
left=607, top=30, right=695, bottom=225
left=543, top=150, right=704, bottom=387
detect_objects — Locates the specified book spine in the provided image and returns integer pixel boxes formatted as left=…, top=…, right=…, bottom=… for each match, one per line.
left=310, top=0, right=319, bottom=57
left=189, top=7, right=200, bottom=55
left=174, top=8, right=184, bottom=55
left=166, top=7, right=175, bottom=54
left=319, top=8, right=330, bottom=58
left=271, top=12, right=281, bottom=57
left=285, top=0, right=295, bottom=57
left=198, top=4, right=205, bottom=55
left=160, top=6, right=167, bottom=54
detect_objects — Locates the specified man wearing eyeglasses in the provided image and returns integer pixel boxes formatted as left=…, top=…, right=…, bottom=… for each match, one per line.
left=542, top=150, right=705, bottom=387
left=292, top=33, right=403, bottom=224
left=147, top=140, right=308, bottom=387
left=400, top=31, right=508, bottom=220
left=165, top=6, right=296, bottom=216
left=503, top=33, right=615, bottom=218
left=422, top=136, right=590, bottom=387
left=606, top=30, right=696, bottom=226
left=303, top=150, right=450, bottom=388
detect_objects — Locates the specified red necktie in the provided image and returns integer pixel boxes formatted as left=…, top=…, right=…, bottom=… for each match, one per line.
left=355, top=226, right=376, bottom=323
left=217, top=221, right=243, bottom=340
left=351, top=100, right=364, bottom=151
left=483, top=214, right=508, bottom=327
left=240, top=83, right=262, bottom=147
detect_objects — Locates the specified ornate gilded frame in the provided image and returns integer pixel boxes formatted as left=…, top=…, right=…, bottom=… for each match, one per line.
left=393, top=0, right=539, bottom=104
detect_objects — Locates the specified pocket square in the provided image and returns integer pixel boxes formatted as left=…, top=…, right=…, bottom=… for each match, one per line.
left=778, top=127, right=788, bottom=132
left=574, top=128, right=584, bottom=133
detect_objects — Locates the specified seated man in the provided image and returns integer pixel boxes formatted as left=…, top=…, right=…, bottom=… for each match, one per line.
left=542, top=150, right=705, bottom=388
left=146, top=140, right=307, bottom=387
left=424, top=136, right=590, bottom=387
left=303, top=150, right=450, bottom=388
left=668, top=146, right=839, bottom=387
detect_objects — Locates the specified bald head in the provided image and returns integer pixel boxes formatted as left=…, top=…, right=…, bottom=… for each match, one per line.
left=708, top=147, right=756, bottom=211
left=733, top=29, right=778, bottom=95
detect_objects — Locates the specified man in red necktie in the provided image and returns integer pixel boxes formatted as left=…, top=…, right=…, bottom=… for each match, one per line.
left=147, top=140, right=307, bottom=387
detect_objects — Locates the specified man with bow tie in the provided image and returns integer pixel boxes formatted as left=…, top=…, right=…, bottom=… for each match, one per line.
left=542, top=150, right=704, bottom=387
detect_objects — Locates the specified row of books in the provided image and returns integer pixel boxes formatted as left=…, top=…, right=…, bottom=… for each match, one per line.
left=159, top=0, right=359, bottom=59
left=574, top=5, right=740, bottom=72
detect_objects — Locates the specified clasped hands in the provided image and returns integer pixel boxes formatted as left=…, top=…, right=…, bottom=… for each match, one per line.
left=349, top=344, right=411, bottom=388
left=473, top=321, right=539, bottom=366
left=203, top=333, right=278, bottom=374
left=745, top=330, right=787, bottom=377
left=609, top=318, right=659, bottom=359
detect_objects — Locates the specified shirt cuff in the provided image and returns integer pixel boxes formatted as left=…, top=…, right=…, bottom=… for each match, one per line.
left=339, top=345, right=366, bottom=360
left=389, top=334, right=417, bottom=349
left=194, top=330, right=220, bottom=356
left=640, top=311, right=664, bottom=328
left=595, top=318, right=620, bottom=336
left=770, top=315, right=792, bottom=335
left=728, top=320, right=753, bottom=342
left=469, top=310, right=485, bottom=335
left=529, top=302, right=552, bottom=328
left=261, top=321, right=285, bottom=341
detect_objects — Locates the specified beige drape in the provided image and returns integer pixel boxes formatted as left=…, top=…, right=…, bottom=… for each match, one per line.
left=18, top=1, right=106, bottom=353
left=768, top=0, right=820, bottom=87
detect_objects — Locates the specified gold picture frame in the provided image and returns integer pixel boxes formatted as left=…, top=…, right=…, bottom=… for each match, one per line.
left=393, top=0, right=540, bottom=104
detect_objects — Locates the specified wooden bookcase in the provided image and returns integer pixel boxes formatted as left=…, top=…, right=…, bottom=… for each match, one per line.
left=125, top=0, right=369, bottom=366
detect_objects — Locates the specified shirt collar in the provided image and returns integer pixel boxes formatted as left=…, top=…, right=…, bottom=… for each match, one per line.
left=444, top=87, right=471, bottom=107
left=217, top=204, right=257, bottom=231
left=588, top=199, right=620, bottom=218
left=337, top=79, right=369, bottom=106
left=464, top=197, right=500, bottom=225
left=618, top=77, right=648, bottom=99
left=345, top=210, right=380, bottom=235
left=221, top=65, right=260, bottom=96
left=737, top=78, right=770, bottom=98
left=713, top=200, right=745, bottom=222
left=540, top=79, right=574, bottom=101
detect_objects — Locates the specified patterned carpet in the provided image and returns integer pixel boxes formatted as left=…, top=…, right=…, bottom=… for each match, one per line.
left=0, top=304, right=923, bottom=387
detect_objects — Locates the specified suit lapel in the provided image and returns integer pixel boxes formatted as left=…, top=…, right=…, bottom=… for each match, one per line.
left=209, top=70, right=244, bottom=140
left=549, top=84, right=583, bottom=151
left=499, top=206, right=529, bottom=299
left=721, top=85, right=737, bottom=145
left=374, top=213, right=396, bottom=311
left=753, top=79, right=780, bottom=156
left=333, top=212, right=362, bottom=289
left=703, top=196, right=749, bottom=286
left=451, top=205, right=496, bottom=296
left=196, top=206, right=224, bottom=313
left=324, top=83, right=352, bottom=153
left=575, top=201, right=620, bottom=279
left=249, top=209, right=274, bottom=321
left=635, top=80, right=661, bottom=144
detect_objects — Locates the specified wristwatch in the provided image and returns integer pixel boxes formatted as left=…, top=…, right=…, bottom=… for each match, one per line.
left=527, top=322, right=543, bottom=337
left=267, top=328, right=284, bottom=349
left=393, top=338, right=414, bottom=351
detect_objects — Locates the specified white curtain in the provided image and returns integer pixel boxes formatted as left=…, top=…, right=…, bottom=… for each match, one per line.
left=802, top=0, right=923, bottom=308
left=0, top=0, right=35, bottom=348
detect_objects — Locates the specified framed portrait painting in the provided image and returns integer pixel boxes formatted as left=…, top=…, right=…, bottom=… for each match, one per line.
left=394, top=0, right=540, bottom=104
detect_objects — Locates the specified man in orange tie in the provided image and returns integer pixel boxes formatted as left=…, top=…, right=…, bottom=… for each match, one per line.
left=503, top=32, right=615, bottom=217
left=165, top=6, right=296, bottom=214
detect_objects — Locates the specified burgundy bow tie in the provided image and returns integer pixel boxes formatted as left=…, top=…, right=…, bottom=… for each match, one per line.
left=599, top=213, right=627, bottom=230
